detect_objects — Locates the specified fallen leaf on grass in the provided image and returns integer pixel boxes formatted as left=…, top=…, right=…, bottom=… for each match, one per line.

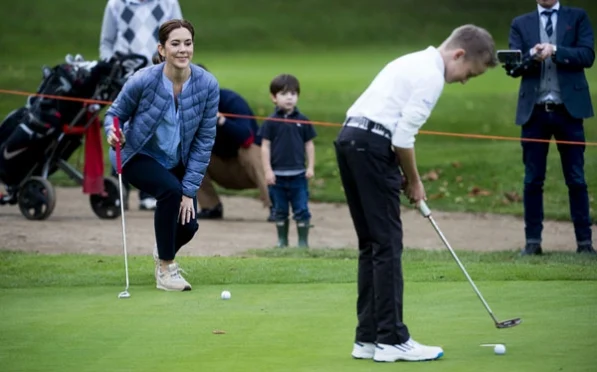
left=452, top=162, right=462, bottom=168
left=468, top=186, right=492, bottom=197
left=428, top=192, right=445, bottom=200
left=212, top=330, right=226, bottom=335
left=504, top=191, right=523, bottom=203
left=421, top=170, right=440, bottom=181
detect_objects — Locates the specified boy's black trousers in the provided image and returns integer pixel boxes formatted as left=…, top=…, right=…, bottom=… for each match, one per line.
left=334, top=121, right=410, bottom=345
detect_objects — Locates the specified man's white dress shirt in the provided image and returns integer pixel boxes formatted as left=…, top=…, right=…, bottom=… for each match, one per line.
left=346, top=46, right=445, bottom=149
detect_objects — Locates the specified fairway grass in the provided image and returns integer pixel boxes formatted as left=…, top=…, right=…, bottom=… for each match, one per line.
left=1, top=250, right=596, bottom=371
left=1, top=282, right=596, bottom=372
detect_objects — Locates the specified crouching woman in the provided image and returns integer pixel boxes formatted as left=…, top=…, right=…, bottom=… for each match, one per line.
left=103, top=19, right=219, bottom=291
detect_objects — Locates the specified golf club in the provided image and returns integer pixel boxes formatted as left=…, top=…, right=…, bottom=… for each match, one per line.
left=418, top=200, right=521, bottom=329
left=114, top=117, right=130, bottom=299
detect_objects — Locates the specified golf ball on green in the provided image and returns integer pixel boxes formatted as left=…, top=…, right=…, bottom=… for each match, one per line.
left=494, top=344, right=506, bottom=355
left=221, top=290, right=231, bottom=300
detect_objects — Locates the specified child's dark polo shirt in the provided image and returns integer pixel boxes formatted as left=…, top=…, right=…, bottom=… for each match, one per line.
left=260, top=107, right=317, bottom=175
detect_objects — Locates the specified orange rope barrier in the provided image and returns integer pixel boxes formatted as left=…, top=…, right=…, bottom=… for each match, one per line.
left=0, top=89, right=113, bottom=106
left=1, top=88, right=596, bottom=146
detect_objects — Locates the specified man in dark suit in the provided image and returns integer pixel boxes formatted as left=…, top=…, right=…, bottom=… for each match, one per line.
left=507, top=0, right=595, bottom=255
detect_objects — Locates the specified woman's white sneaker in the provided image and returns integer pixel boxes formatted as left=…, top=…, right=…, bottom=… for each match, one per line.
left=351, top=342, right=376, bottom=359
left=373, top=338, right=444, bottom=362
left=156, top=262, right=192, bottom=291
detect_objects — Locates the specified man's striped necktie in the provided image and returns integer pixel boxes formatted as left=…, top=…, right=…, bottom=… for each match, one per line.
left=542, top=10, right=556, bottom=37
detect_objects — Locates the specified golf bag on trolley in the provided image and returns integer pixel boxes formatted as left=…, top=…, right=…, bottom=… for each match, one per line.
left=0, top=52, right=148, bottom=220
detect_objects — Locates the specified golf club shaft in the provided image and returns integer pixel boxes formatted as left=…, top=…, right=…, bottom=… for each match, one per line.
left=114, top=116, right=129, bottom=292
left=426, top=215, right=498, bottom=322
left=417, top=198, right=501, bottom=325
left=118, top=172, right=129, bottom=291
left=397, top=169, right=516, bottom=327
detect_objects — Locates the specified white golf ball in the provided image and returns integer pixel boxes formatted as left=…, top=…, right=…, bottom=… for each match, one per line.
left=494, top=344, right=506, bottom=355
left=221, top=290, right=231, bottom=300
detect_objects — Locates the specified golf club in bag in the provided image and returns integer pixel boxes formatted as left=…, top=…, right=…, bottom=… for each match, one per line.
left=113, top=117, right=130, bottom=299
left=417, top=200, right=521, bottom=329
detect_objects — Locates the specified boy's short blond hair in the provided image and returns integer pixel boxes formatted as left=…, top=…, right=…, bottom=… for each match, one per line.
left=442, top=24, right=498, bottom=67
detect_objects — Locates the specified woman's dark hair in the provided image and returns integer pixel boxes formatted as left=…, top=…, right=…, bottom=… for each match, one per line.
left=269, top=74, right=300, bottom=96
left=152, top=19, right=195, bottom=64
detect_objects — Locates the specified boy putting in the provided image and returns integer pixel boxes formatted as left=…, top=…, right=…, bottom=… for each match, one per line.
left=335, top=24, right=498, bottom=362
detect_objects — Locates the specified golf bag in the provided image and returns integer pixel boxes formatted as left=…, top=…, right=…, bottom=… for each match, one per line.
left=0, top=52, right=148, bottom=220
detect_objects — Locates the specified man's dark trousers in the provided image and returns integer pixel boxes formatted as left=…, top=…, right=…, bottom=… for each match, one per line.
left=508, top=5, right=595, bottom=249
left=334, top=125, right=410, bottom=345
left=522, top=104, right=592, bottom=246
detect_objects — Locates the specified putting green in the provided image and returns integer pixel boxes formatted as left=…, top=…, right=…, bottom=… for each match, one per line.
left=1, top=281, right=595, bottom=372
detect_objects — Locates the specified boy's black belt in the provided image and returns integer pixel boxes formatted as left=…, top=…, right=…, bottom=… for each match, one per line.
left=343, top=117, right=392, bottom=140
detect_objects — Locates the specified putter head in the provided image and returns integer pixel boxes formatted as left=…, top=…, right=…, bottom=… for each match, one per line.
left=118, top=291, right=131, bottom=299
left=495, top=318, right=521, bottom=328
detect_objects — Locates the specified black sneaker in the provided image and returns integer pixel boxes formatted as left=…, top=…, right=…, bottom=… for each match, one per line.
left=521, top=243, right=542, bottom=256
left=197, top=203, right=223, bottom=219
left=577, top=244, right=596, bottom=255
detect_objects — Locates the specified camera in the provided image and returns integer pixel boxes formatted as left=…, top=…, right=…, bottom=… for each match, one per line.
left=497, top=50, right=522, bottom=65
left=497, top=49, right=539, bottom=78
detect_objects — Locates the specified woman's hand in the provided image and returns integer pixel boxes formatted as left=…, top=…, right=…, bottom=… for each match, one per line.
left=178, top=195, right=195, bottom=225
left=107, top=129, right=125, bottom=147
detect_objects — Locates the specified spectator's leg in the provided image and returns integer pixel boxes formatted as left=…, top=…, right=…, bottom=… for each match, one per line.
left=270, top=177, right=290, bottom=247
left=196, top=169, right=223, bottom=219
left=520, top=109, right=552, bottom=255
left=122, top=155, right=193, bottom=291
left=289, top=174, right=311, bottom=248
left=553, top=113, right=594, bottom=253
left=237, top=144, right=272, bottom=208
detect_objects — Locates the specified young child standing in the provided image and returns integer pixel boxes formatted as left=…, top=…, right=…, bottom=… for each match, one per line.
left=260, top=74, right=316, bottom=248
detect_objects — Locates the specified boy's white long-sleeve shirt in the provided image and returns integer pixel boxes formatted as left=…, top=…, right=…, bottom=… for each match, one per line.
left=346, top=46, right=446, bottom=149
left=99, top=0, right=183, bottom=64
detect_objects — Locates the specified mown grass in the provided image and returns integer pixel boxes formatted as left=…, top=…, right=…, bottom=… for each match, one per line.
left=1, top=249, right=596, bottom=372
left=1, top=248, right=596, bottom=288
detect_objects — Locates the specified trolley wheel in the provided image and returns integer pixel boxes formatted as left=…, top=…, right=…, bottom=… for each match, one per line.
left=89, top=176, right=124, bottom=219
left=18, top=176, right=56, bottom=220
